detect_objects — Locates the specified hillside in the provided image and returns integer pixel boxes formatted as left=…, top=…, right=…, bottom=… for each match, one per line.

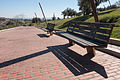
left=38, top=8, right=120, bottom=39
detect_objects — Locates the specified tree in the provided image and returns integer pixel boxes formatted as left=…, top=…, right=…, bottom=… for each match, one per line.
left=57, top=17, right=60, bottom=20
left=97, top=8, right=105, bottom=12
left=78, top=0, right=109, bottom=15
left=52, top=13, right=56, bottom=20
left=76, top=12, right=82, bottom=16
left=62, top=8, right=77, bottom=18
left=32, top=17, right=41, bottom=23
left=69, top=9, right=77, bottom=17
left=62, top=10, right=68, bottom=19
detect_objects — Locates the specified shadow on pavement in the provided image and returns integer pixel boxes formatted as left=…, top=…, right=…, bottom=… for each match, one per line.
left=48, top=43, right=108, bottom=78
left=37, top=34, right=50, bottom=38
left=0, top=43, right=108, bottom=78
left=0, top=49, right=50, bottom=68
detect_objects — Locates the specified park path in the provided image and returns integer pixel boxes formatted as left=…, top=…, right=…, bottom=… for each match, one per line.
left=0, top=26, right=120, bottom=80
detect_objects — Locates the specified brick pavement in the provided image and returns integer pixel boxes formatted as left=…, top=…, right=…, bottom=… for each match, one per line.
left=0, top=26, right=120, bottom=80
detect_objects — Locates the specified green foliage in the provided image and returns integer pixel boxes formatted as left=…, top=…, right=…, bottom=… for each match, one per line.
left=57, top=17, right=60, bottom=20
left=0, top=18, right=32, bottom=30
left=52, top=14, right=56, bottom=20
left=38, top=17, right=75, bottom=30
left=78, top=0, right=91, bottom=15
left=78, top=0, right=109, bottom=15
left=6, top=21, right=14, bottom=25
left=32, top=18, right=41, bottom=23
left=111, top=27, right=120, bottom=39
left=0, top=25, right=16, bottom=30
left=38, top=8, right=120, bottom=39
left=86, top=8, right=120, bottom=26
left=100, top=16, right=120, bottom=23
left=62, top=8, right=77, bottom=19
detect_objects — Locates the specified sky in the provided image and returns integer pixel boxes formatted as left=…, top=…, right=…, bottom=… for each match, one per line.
left=0, top=0, right=118, bottom=19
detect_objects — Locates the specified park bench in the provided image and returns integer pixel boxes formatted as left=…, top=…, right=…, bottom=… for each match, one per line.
left=43, top=23, right=55, bottom=35
left=55, top=21, right=114, bottom=56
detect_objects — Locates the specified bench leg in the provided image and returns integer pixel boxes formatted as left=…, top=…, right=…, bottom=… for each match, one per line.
left=47, top=31, right=53, bottom=36
left=50, top=32, right=53, bottom=36
left=47, top=31, right=49, bottom=34
left=69, top=40, right=75, bottom=46
left=86, top=47, right=96, bottom=56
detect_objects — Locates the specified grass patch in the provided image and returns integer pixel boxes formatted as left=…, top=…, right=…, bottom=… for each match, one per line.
left=111, top=27, right=120, bottom=39
left=86, top=8, right=120, bottom=26
left=0, top=25, right=16, bottom=30
left=38, top=17, right=75, bottom=30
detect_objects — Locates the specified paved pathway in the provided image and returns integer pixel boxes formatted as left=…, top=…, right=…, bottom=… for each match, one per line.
left=0, top=26, right=120, bottom=80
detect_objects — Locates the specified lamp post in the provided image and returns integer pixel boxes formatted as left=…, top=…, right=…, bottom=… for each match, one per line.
left=108, top=0, right=112, bottom=7
left=34, top=12, right=38, bottom=24
left=39, top=2, right=48, bottom=26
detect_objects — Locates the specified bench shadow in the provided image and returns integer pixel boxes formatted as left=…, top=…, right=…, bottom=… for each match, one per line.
left=47, top=43, right=108, bottom=78
left=0, top=49, right=50, bottom=68
left=37, top=34, right=50, bottom=38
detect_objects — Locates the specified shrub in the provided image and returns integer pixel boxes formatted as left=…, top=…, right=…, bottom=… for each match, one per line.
left=6, top=21, right=14, bottom=25
left=32, top=18, right=41, bottom=23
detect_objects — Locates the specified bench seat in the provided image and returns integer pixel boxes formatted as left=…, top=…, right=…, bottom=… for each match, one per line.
left=56, top=32, right=106, bottom=48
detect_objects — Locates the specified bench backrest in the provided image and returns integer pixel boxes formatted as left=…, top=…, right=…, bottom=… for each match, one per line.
left=67, top=21, right=114, bottom=45
left=46, top=23, right=55, bottom=32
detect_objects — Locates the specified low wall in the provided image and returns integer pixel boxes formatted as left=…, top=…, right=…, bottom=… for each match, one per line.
left=109, top=38, right=120, bottom=46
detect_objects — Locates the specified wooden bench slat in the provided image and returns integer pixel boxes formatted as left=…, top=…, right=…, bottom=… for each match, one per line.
left=65, top=33, right=103, bottom=46
left=70, top=25, right=92, bottom=30
left=72, top=21, right=114, bottom=28
left=56, top=21, right=113, bottom=49
left=94, top=34, right=109, bottom=42
left=68, top=28, right=91, bottom=36
left=96, top=28, right=111, bottom=34
left=56, top=32, right=106, bottom=47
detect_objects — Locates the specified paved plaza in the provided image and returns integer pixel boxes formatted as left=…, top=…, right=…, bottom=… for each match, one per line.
left=0, top=26, right=120, bottom=80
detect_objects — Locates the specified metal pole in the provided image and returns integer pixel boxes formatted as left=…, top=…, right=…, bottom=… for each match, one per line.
left=34, top=12, right=38, bottom=24
left=90, top=0, right=99, bottom=22
left=34, top=12, right=37, bottom=18
left=108, top=0, right=112, bottom=7
left=53, top=13, right=55, bottom=24
left=39, top=2, right=47, bottom=26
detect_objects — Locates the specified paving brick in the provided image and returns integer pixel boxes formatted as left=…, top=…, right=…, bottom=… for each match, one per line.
left=108, top=72, right=117, bottom=77
left=114, top=75, right=120, bottom=79
left=89, top=76, right=104, bottom=80
left=0, top=27, right=120, bottom=80
left=107, top=77, right=115, bottom=80
left=79, top=75, right=94, bottom=80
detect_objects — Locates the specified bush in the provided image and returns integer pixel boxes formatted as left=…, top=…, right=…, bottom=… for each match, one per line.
left=29, top=23, right=33, bottom=26
left=6, top=21, right=14, bottom=25
left=32, top=18, right=41, bottom=23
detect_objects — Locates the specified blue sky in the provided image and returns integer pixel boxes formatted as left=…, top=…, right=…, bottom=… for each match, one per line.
left=0, top=0, right=118, bottom=18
